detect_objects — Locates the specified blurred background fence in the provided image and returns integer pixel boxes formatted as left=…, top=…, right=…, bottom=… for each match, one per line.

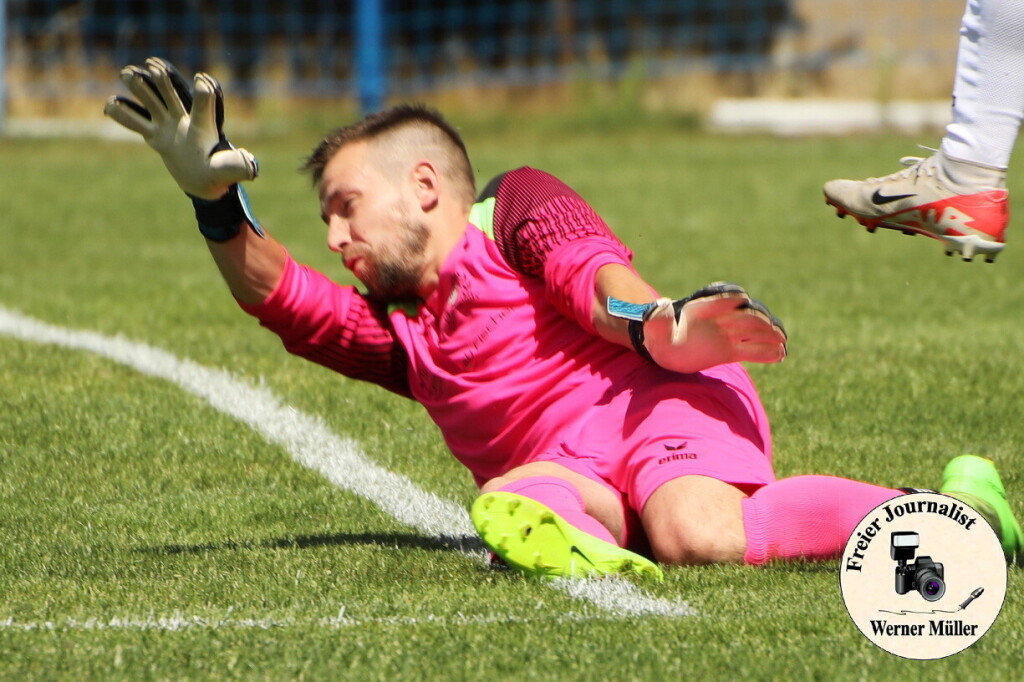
left=1, top=0, right=965, bottom=130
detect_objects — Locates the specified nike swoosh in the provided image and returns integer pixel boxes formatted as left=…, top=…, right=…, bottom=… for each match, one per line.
left=570, top=545, right=593, bottom=565
left=871, top=189, right=917, bottom=205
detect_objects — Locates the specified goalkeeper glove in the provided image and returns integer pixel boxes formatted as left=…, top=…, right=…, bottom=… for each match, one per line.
left=103, top=57, right=262, bottom=241
left=608, top=282, right=787, bottom=374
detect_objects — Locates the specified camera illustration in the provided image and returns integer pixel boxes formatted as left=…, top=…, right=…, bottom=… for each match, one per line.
left=891, top=531, right=945, bottom=601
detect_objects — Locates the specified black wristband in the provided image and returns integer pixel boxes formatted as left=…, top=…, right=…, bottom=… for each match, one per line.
left=606, top=296, right=657, bottom=363
left=628, top=319, right=654, bottom=363
left=190, top=184, right=264, bottom=242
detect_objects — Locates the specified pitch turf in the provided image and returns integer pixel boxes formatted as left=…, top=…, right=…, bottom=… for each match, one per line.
left=1, top=118, right=1022, bottom=680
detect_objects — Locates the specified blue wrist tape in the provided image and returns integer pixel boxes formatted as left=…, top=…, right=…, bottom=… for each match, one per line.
left=606, top=297, right=656, bottom=362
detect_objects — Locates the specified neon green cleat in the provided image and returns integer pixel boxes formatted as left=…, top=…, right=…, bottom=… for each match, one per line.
left=471, top=492, right=664, bottom=582
left=940, top=454, right=1023, bottom=566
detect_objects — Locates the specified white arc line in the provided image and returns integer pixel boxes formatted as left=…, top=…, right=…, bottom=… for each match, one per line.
left=0, top=305, right=474, bottom=542
left=0, top=305, right=693, bottom=618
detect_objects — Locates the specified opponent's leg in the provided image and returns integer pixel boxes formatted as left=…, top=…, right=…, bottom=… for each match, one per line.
left=823, top=0, right=1024, bottom=261
left=942, top=0, right=1024, bottom=171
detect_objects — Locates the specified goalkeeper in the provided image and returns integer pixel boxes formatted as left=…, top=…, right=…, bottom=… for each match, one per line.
left=105, top=58, right=1022, bottom=579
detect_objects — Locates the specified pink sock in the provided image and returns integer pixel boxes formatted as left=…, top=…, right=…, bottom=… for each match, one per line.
left=742, top=475, right=902, bottom=564
left=498, top=476, right=619, bottom=546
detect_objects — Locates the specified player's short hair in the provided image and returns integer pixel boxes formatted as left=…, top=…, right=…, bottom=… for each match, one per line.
left=302, top=104, right=476, bottom=205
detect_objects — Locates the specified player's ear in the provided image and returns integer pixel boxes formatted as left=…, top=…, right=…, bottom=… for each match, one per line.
left=410, top=161, right=440, bottom=212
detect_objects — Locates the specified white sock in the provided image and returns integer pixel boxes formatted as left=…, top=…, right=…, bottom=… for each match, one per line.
left=941, top=0, right=1024, bottom=171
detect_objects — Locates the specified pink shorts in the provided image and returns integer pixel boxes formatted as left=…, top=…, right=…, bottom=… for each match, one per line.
left=531, top=362, right=776, bottom=513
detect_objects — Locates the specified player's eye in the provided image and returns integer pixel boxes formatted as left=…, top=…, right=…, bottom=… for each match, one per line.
left=328, top=196, right=354, bottom=218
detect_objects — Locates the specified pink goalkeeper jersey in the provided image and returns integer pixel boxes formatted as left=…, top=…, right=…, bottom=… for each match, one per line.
left=240, top=167, right=771, bottom=487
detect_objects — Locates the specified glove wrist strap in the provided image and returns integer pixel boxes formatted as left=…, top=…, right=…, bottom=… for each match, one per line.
left=627, top=319, right=654, bottom=362
left=190, top=184, right=264, bottom=242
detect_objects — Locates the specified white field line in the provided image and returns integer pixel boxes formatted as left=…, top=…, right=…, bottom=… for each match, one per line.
left=0, top=609, right=606, bottom=633
left=0, top=305, right=694, bottom=619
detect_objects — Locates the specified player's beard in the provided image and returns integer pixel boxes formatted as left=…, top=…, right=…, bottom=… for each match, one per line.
left=362, top=210, right=430, bottom=302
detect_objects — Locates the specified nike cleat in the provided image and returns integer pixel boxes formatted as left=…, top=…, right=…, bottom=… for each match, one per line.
left=470, top=492, right=664, bottom=582
left=940, top=454, right=1023, bottom=566
left=823, top=151, right=1008, bottom=262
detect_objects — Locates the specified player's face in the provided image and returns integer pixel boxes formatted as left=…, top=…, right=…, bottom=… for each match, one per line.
left=319, top=141, right=430, bottom=300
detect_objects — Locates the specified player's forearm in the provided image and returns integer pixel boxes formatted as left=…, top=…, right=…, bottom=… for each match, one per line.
left=206, top=223, right=287, bottom=305
left=592, top=263, right=658, bottom=348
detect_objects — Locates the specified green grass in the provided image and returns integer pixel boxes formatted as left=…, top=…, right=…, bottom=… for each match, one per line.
left=1, top=119, right=1022, bottom=680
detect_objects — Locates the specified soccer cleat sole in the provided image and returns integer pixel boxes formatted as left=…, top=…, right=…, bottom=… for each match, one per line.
left=471, top=492, right=664, bottom=582
left=825, top=195, right=1004, bottom=263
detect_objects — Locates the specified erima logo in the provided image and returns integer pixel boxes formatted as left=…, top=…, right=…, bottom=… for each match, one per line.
left=658, top=452, right=698, bottom=465
left=871, top=189, right=917, bottom=205
left=663, top=442, right=689, bottom=451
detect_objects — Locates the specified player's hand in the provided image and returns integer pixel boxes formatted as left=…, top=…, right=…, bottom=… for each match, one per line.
left=103, top=57, right=257, bottom=200
left=631, top=282, right=787, bottom=374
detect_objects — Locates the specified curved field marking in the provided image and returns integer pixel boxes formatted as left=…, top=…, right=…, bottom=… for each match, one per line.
left=0, top=305, right=693, bottom=618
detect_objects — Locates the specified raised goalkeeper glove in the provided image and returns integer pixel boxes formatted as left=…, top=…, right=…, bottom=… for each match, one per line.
left=608, top=282, right=787, bottom=374
left=103, top=57, right=262, bottom=241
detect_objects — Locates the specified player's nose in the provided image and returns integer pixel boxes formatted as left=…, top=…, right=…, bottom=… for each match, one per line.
left=326, top=215, right=351, bottom=253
